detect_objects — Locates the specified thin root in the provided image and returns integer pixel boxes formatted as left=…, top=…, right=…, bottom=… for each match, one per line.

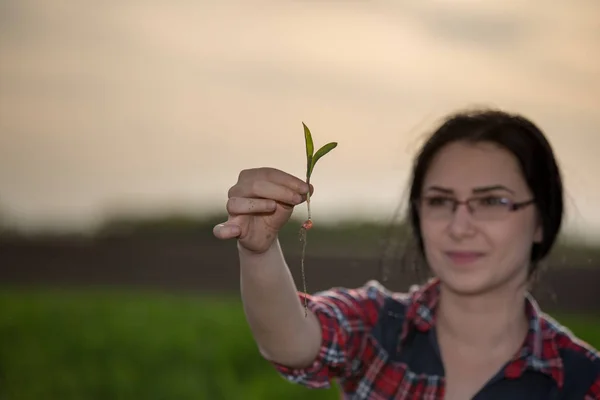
left=299, top=181, right=312, bottom=318
left=299, top=223, right=310, bottom=317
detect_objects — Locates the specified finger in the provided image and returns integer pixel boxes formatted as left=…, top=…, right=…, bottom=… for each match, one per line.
left=298, top=184, right=315, bottom=202
left=230, top=180, right=303, bottom=206
left=226, top=197, right=277, bottom=215
left=307, top=183, right=315, bottom=197
left=244, top=167, right=309, bottom=194
left=263, top=168, right=310, bottom=194
left=213, top=222, right=241, bottom=240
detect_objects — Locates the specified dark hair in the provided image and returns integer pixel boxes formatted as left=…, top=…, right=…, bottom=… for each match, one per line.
left=405, top=108, right=564, bottom=277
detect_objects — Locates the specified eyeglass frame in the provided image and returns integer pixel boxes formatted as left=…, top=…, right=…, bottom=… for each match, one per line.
left=415, top=195, right=536, bottom=221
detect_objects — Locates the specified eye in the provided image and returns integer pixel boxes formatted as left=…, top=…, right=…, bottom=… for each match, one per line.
left=476, top=196, right=510, bottom=207
left=424, top=196, right=454, bottom=208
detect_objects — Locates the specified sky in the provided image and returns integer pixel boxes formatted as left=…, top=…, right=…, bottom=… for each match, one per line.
left=0, top=0, right=599, bottom=241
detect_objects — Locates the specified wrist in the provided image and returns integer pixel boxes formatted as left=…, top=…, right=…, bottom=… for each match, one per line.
left=237, top=237, right=279, bottom=258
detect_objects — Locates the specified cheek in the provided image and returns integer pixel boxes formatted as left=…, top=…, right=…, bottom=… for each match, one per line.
left=488, top=217, right=538, bottom=261
left=508, top=212, right=539, bottom=241
left=420, top=219, right=437, bottom=241
left=419, top=220, right=446, bottom=252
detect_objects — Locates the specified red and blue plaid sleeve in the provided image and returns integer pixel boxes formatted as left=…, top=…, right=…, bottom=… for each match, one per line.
left=269, top=280, right=392, bottom=389
left=580, top=340, right=600, bottom=399
left=585, top=372, right=600, bottom=399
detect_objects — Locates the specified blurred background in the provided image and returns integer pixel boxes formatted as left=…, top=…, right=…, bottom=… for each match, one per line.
left=0, top=1, right=599, bottom=399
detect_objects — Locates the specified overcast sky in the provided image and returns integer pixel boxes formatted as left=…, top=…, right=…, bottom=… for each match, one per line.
left=1, top=0, right=599, bottom=241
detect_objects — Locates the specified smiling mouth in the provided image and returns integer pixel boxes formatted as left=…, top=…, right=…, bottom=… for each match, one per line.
left=445, top=251, right=485, bottom=264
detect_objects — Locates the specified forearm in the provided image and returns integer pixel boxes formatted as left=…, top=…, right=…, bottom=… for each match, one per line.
left=238, top=238, right=321, bottom=368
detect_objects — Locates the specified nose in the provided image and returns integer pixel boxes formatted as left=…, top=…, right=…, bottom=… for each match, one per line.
left=447, top=203, right=476, bottom=239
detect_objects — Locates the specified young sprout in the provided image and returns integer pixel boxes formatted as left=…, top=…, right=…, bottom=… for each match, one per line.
left=299, top=122, right=338, bottom=316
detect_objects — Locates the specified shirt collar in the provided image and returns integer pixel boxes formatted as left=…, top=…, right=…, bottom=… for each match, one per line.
left=399, top=277, right=564, bottom=388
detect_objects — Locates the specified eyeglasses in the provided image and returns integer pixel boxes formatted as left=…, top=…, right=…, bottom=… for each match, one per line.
left=417, top=195, right=535, bottom=221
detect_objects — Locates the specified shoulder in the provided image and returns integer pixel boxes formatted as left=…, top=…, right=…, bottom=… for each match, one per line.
left=307, top=279, right=408, bottom=307
left=270, top=281, right=414, bottom=387
left=307, top=279, right=413, bottom=309
left=541, top=312, right=600, bottom=365
left=540, top=313, right=600, bottom=397
left=303, top=280, right=413, bottom=327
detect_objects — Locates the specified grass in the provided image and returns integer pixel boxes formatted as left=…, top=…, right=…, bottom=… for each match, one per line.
left=0, top=289, right=340, bottom=400
left=0, top=289, right=598, bottom=400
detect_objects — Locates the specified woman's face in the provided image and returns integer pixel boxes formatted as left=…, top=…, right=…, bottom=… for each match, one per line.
left=419, top=141, right=543, bottom=295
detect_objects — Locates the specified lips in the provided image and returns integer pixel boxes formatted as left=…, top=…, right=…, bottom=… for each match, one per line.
left=445, top=251, right=484, bottom=264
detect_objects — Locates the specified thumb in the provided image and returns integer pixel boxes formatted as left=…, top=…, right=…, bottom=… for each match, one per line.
left=213, top=222, right=241, bottom=240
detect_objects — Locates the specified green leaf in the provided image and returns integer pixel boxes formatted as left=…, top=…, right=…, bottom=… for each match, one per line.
left=302, top=122, right=314, bottom=160
left=308, top=142, right=337, bottom=178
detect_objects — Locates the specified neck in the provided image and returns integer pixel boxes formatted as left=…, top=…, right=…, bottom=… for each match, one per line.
left=436, top=280, right=529, bottom=350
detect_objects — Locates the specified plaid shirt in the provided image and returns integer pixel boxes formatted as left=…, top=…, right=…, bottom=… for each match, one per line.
left=271, top=278, right=600, bottom=399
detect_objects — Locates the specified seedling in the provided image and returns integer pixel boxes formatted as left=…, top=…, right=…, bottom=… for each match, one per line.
left=299, top=122, right=338, bottom=316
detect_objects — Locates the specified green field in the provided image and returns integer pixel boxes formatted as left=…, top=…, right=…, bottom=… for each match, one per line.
left=0, top=289, right=599, bottom=400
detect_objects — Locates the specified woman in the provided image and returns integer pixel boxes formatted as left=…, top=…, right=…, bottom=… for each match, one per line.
left=213, top=109, right=600, bottom=399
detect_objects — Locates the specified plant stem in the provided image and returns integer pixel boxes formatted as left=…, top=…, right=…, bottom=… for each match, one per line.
left=306, top=188, right=312, bottom=220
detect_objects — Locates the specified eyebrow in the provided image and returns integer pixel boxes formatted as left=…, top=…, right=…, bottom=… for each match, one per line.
left=425, top=185, right=515, bottom=194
